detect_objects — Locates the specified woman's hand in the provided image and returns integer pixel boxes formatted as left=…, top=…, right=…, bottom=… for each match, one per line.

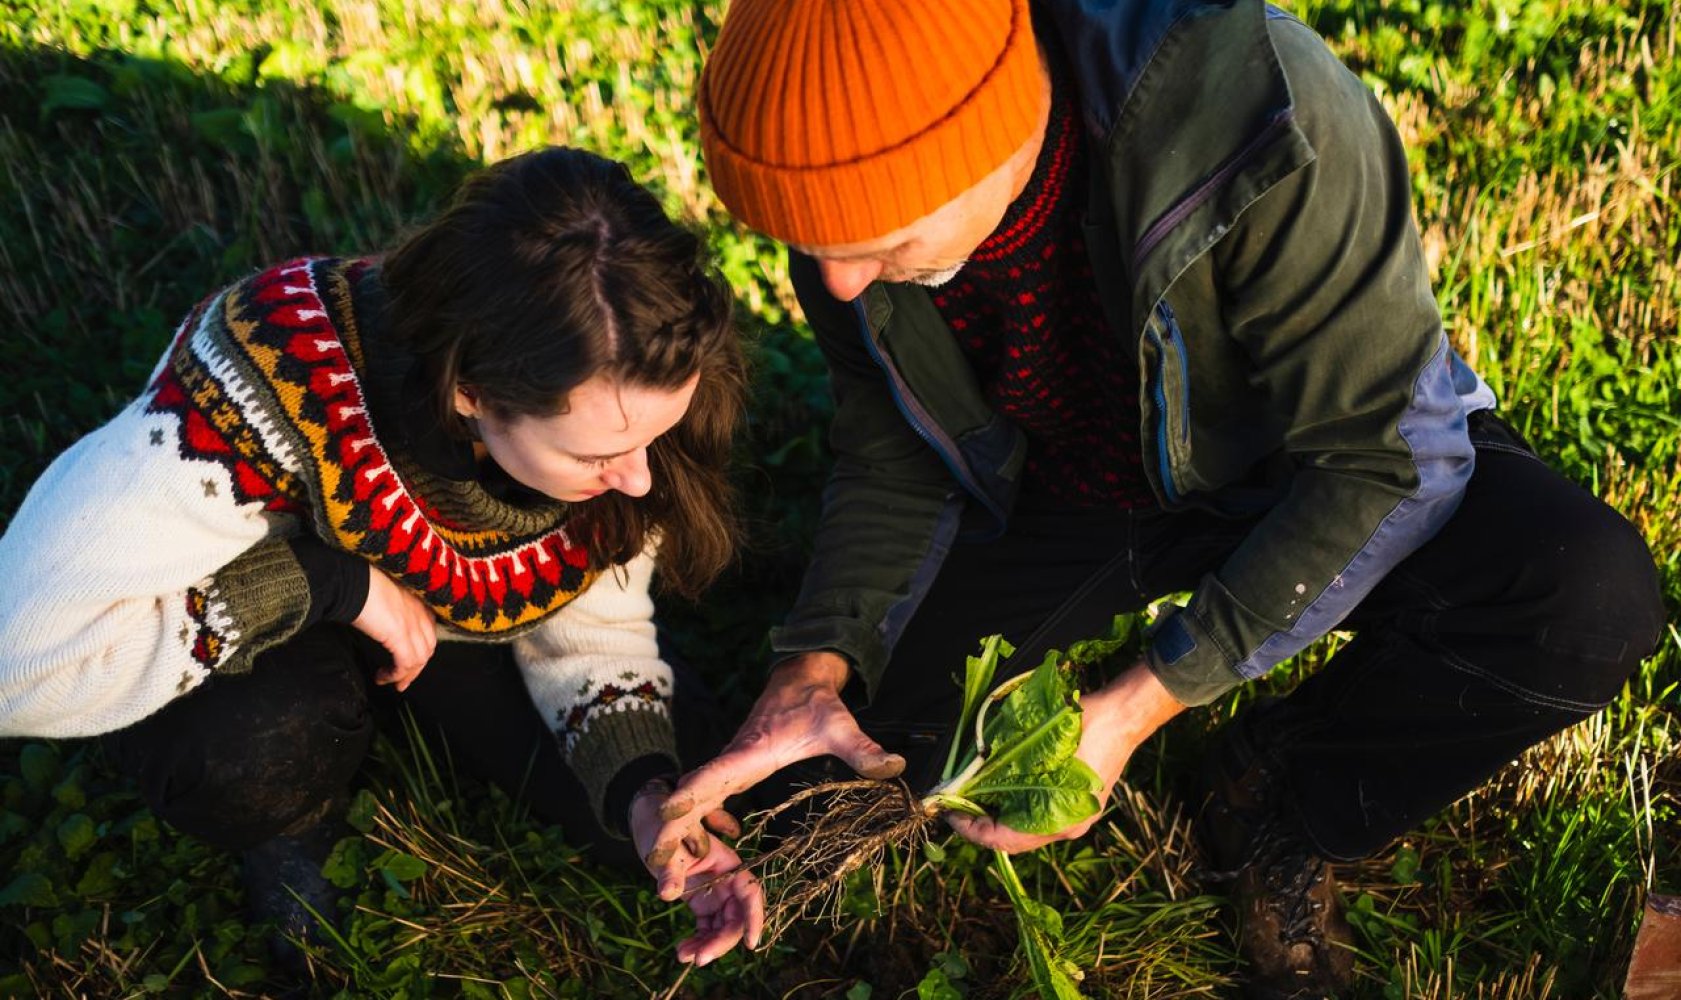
left=351, top=567, right=437, bottom=692
left=649, top=652, right=902, bottom=871
left=630, top=779, right=765, bottom=965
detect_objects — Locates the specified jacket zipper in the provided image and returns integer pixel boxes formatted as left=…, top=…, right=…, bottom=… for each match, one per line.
left=1145, top=306, right=1184, bottom=504
left=853, top=300, right=1006, bottom=526
left=1158, top=300, right=1191, bottom=444
left=1134, top=109, right=1294, bottom=269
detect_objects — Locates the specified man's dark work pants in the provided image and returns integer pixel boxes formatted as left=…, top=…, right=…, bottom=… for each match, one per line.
left=861, top=413, right=1666, bottom=860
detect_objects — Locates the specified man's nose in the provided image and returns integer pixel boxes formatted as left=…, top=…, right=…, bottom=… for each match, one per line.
left=816, top=258, right=885, bottom=302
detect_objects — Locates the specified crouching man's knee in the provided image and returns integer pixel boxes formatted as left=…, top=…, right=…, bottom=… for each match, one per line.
left=1527, top=500, right=1666, bottom=709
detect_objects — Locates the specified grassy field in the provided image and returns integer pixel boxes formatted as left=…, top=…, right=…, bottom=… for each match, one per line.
left=1, top=0, right=1677, bottom=997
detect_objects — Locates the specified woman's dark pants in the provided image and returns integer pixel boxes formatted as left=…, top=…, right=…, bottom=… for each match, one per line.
left=850, top=414, right=1666, bottom=860
left=104, top=628, right=647, bottom=864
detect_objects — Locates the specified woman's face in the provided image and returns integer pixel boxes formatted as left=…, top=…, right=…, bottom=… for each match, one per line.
left=455, top=373, right=699, bottom=503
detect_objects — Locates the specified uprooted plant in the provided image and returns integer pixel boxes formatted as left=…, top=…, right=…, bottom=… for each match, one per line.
left=739, top=617, right=1143, bottom=998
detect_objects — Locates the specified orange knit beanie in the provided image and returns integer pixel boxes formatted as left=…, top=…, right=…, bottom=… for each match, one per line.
left=698, top=0, right=1043, bottom=247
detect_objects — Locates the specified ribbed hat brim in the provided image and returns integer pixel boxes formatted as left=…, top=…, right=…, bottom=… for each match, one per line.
left=699, top=0, right=1043, bottom=247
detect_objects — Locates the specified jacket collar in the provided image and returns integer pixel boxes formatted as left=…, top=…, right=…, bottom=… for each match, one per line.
left=1039, top=0, right=1314, bottom=315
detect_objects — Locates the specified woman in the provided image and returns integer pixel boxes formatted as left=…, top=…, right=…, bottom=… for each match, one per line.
left=0, top=147, right=761, bottom=967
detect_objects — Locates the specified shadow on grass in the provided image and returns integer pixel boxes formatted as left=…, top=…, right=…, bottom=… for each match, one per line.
left=3, top=28, right=1678, bottom=1000
left=0, top=42, right=833, bottom=999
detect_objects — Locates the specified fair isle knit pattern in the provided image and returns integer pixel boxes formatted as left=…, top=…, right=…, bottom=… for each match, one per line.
left=146, top=257, right=603, bottom=636
left=0, top=257, right=676, bottom=821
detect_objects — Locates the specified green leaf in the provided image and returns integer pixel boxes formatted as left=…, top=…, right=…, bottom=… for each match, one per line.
left=379, top=868, right=411, bottom=899
left=0, top=811, right=30, bottom=846
left=345, top=788, right=379, bottom=833
left=1391, top=845, right=1421, bottom=885
left=922, top=839, right=947, bottom=864
left=1062, top=614, right=1142, bottom=667
left=0, top=872, right=59, bottom=908
left=933, top=950, right=970, bottom=980
left=19, top=743, right=59, bottom=791
left=380, top=852, right=427, bottom=882
left=979, top=660, right=1078, bottom=761
left=962, top=660, right=1103, bottom=834
left=971, top=762, right=1103, bottom=837
left=915, top=967, right=963, bottom=1000
left=40, top=75, right=110, bottom=116
left=844, top=984, right=874, bottom=1000
left=57, top=813, right=97, bottom=859
left=1014, top=895, right=1065, bottom=942
left=993, top=852, right=1084, bottom=999
left=322, top=838, right=366, bottom=890
left=52, top=773, right=86, bottom=809
left=75, top=852, right=122, bottom=896
left=943, top=634, right=1011, bottom=781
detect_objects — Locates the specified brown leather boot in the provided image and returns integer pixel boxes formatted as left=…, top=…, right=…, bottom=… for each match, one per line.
left=1198, top=728, right=1357, bottom=999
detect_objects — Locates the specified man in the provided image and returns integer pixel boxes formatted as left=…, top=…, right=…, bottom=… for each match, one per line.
left=652, top=0, right=1665, bottom=994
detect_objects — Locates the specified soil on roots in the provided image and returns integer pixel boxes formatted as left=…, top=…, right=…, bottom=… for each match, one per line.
left=740, top=778, right=939, bottom=944
left=732, top=778, right=1028, bottom=997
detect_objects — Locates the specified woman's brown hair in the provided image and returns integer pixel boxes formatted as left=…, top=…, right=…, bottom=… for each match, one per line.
left=380, top=147, right=744, bottom=598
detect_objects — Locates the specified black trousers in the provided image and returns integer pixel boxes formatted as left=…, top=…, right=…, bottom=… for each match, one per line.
left=854, top=415, right=1665, bottom=860
left=103, top=626, right=711, bottom=867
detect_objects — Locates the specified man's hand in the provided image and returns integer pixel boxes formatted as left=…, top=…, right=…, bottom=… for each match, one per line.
left=352, top=567, right=437, bottom=692
left=648, top=651, right=905, bottom=869
left=946, top=659, right=1185, bottom=853
left=629, top=780, right=765, bottom=965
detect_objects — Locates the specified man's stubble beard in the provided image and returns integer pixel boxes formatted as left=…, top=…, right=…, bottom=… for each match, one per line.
left=906, top=261, right=967, bottom=287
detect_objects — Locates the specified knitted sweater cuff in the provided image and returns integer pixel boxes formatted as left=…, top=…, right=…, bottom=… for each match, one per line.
left=206, top=538, right=314, bottom=672
left=566, top=708, right=679, bottom=837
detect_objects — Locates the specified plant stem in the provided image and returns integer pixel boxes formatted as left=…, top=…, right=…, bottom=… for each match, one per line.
left=925, top=753, right=987, bottom=801
left=944, top=633, right=1006, bottom=780
left=921, top=793, right=986, bottom=816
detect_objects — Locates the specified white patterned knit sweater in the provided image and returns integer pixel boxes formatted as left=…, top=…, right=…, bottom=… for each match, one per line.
left=0, top=257, right=677, bottom=820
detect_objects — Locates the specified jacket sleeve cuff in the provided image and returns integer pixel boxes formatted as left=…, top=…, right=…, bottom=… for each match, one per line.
left=565, top=708, right=679, bottom=838
left=205, top=538, right=314, bottom=672
left=1143, top=607, right=1245, bottom=706
left=769, top=616, right=885, bottom=703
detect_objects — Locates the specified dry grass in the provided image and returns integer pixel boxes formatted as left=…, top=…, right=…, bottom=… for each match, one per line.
left=1, top=0, right=1677, bottom=996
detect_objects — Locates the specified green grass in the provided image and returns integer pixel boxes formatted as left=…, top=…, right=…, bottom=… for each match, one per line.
left=2, top=0, right=1678, bottom=996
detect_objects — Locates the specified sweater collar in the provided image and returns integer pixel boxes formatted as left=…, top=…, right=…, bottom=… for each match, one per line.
left=969, top=57, right=1081, bottom=268
left=349, top=263, right=479, bottom=482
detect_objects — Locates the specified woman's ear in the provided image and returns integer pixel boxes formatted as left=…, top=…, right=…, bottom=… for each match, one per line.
left=452, top=384, right=481, bottom=420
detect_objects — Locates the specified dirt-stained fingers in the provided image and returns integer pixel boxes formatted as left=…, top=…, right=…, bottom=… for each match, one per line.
left=675, top=869, right=764, bottom=965
left=702, top=808, right=741, bottom=841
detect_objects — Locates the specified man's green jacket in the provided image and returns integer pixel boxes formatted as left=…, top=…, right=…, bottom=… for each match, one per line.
left=770, top=0, right=1496, bottom=706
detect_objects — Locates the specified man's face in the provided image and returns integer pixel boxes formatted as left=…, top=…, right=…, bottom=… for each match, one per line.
left=792, top=71, right=1051, bottom=303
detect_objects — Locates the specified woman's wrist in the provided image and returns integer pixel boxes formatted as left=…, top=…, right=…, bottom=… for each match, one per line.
left=632, top=774, right=676, bottom=804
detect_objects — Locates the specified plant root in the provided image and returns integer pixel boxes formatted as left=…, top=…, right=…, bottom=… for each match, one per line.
left=739, top=778, right=938, bottom=944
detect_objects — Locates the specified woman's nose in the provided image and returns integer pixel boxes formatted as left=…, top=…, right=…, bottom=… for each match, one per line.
left=603, top=447, right=652, bottom=498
